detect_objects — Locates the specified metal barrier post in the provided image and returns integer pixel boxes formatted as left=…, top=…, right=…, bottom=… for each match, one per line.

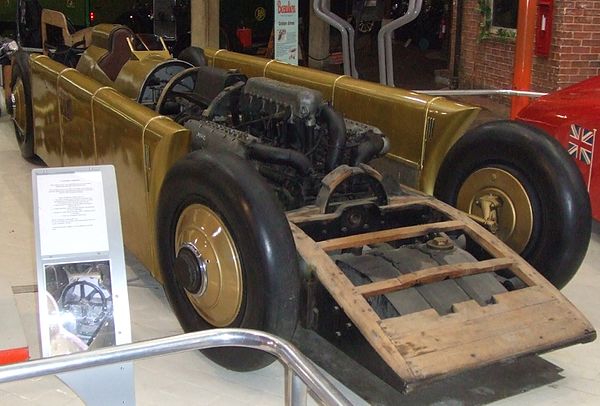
left=285, top=368, right=308, bottom=406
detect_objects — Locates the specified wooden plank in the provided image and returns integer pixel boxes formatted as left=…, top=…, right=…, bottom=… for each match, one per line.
left=403, top=304, right=594, bottom=381
left=380, top=286, right=554, bottom=339
left=290, top=223, right=417, bottom=384
left=450, top=299, right=484, bottom=314
left=317, top=220, right=464, bottom=252
left=394, top=299, right=569, bottom=359
left=286, top=205, right=321, bottom=223
left=286, top=195, right=435, bottom=224
left=380, top=196, right=437, bottom=209
left=356, top=257, right=514, bottom=297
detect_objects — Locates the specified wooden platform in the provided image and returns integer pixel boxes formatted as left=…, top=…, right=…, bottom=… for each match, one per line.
left=288, top=194, right=596, bottom=391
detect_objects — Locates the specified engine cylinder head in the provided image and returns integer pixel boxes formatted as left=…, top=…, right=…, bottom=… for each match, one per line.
left=241, top=77, right=323, bottom=124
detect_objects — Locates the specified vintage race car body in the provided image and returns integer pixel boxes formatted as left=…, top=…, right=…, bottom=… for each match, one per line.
left=25, top=24, right=591, bottom=291
left=24, top=24, right=481, bottom=278
left=516, top=76, right=600, bottom=220
left=8, top=24, right=595, bottom=393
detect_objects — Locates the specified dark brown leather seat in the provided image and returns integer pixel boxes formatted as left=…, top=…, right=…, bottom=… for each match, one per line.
left=97, top=26, right=134, bottom=82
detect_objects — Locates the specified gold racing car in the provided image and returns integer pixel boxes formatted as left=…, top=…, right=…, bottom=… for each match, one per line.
left=6, top=24, right=595, bottom=390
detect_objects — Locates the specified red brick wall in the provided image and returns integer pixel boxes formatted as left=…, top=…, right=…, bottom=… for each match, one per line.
left=456, top=0, right=600, bottom=94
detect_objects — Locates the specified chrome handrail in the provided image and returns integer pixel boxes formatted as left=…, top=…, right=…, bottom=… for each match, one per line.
left=0, top=329, right=353, bottom=406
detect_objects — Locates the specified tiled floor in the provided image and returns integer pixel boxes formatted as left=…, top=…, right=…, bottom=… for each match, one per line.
left=0, top=113, right=599, bottom=405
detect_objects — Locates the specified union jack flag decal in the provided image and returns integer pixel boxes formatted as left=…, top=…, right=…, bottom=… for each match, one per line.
left=568, top=124, right=595, bottom=165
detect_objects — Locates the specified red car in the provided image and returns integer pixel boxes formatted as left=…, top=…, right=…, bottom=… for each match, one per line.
left=517, top=77, right=600, bottom=220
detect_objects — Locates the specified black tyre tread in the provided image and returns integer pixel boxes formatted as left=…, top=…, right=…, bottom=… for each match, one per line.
left=10, top=50, right=34, bottom=159
left=435, top=120, right=591, bottom=289
left=157, top=150, right=300, bottom=371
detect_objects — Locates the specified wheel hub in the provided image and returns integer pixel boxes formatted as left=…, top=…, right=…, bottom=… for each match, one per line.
left=174, top=243, right=208, bottom=295
left=457, top=167, right=533, bottom=253
left=174, top=204, right=243, bottom=327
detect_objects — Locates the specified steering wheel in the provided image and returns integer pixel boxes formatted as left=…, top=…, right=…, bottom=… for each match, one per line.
left=59, top=280, right=108, bottom=321
left=155, top=66, right=204, bottom=119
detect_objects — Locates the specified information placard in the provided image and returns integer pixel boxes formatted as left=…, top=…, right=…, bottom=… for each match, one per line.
left=37, top=171, right=109, bottom=257
left=32, top=165, right=134, bottom=405
left=274, top=0, right=299, bottom=65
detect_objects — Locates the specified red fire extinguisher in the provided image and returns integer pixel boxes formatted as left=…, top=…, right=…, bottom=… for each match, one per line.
left=236, top=27, right=253, bottom=48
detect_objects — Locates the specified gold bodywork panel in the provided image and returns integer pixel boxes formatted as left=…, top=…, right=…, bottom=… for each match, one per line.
left=58, top=70, right=102, bottom=166
left=115, top=58, right=193, bottom=101
left=206, top=49, right=480, bottom=192
left=29, top=54, right=190, bottom=279
left=115, top=56, right=169, bottom=100
left=30, top=55, right=67, bottom=167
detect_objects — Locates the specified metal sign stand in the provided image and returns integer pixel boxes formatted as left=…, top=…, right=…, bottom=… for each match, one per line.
left=32, top=165, right=134, bottom=405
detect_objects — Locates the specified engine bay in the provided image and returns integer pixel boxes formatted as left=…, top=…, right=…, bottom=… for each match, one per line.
left=151, top=65, right=390, bottom=209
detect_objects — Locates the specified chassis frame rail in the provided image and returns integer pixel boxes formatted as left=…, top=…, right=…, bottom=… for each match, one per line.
left=0, top=329, right=353, bottom=406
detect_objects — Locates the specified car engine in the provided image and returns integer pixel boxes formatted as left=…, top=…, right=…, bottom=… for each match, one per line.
left=156, top=66, right=390, bottom=209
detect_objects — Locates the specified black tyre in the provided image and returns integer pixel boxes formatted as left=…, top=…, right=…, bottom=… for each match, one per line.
left=435, top=120, right=591, bottom=289
left=9, top=50, right=34, bottom=159
left=157, top=150, right=300, bottom=371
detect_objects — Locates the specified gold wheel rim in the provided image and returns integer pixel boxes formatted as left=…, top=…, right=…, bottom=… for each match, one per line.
left=175, top=204, right=243, bottom=327
left=12, top=78, right=26, bottom=136
left=457, top=167, right=533, bottom=253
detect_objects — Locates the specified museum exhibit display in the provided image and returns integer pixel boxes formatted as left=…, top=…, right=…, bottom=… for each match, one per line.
left=3, top=21, right=596, bottom=393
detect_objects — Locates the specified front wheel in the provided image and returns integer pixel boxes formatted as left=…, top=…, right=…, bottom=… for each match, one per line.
left=435, top=120, right=591, bottom=289
left=157, top=150, right=300, bottom=371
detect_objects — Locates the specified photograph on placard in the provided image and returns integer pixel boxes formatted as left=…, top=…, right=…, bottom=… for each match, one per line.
left=44, top=260, right=115, bottom=356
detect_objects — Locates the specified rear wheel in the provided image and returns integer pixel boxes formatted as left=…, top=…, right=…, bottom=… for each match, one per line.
left=157, top=150, right=300, bottom=371
left=435, top=120, right=591, bottom=289
left=9, top=50, right=34, bottom=159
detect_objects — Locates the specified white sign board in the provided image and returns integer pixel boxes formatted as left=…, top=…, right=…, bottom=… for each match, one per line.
left=274, top=0, right=299, bottom=65
left=37, top=171, right=109, bottom=257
